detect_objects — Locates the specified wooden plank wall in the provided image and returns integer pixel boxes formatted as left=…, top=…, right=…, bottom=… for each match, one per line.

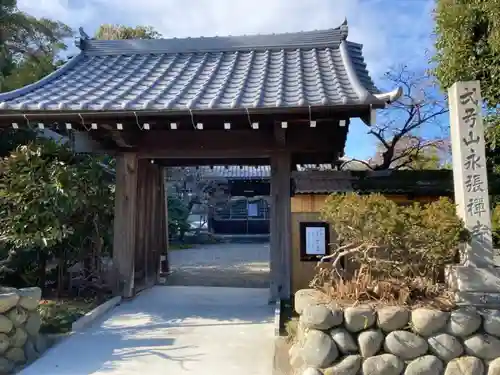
left=291, top=211, right=336, bottom=293
left=291, top=194, right=441, bottom=213
left=135, top=159, right=165, bottom=292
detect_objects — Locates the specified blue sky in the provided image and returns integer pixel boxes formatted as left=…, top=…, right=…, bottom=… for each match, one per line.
left=18, top=0, right=439, bottom=160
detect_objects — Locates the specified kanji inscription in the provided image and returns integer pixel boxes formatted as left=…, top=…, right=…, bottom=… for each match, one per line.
left=449, top=81, right=494, bottom=267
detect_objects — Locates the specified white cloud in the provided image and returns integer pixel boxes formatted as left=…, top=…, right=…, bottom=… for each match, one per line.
left=17, top=0, right=434, bottom=82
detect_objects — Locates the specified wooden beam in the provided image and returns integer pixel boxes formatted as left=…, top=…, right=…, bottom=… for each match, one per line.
left=269, top=151, right=292, bottom=303
left=273, top=122, right=287, bottom=147
left=112, top=152, right=139, bottom=298
left=101, top=124, right=140, bottom=148
left=134, top=126, right=344, bottom=158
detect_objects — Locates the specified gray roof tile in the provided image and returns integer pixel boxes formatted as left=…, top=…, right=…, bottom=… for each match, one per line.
left=0, top=22, right=400, bottom=112
left=200, top=165, right=271, bottom=179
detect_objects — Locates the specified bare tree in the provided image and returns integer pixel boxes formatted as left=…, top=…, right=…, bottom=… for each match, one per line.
left=343, top=65, right=450, bottom=171
left=166, top=167, right=229, bottom=211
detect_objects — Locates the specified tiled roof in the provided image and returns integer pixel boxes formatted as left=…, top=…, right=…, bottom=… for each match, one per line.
left=186, top=164, right=338, bottom=179
left=199, top=165, right=271, bottom=179
left=0, top=21, right=401, bottom=112
left=293, top=170, right=456, bottom=195
left=293, top=171, right=355, bottom=194
left=296, top=164, right=335, bottom=172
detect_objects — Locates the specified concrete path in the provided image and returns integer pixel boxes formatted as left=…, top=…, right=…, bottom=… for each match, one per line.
left=167, top=242, right=270, bottom=288
left=20, top=286, right=275, bottom=375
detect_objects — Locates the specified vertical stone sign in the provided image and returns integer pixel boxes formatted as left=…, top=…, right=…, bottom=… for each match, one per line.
left=448, top=81, right=494, bottom=267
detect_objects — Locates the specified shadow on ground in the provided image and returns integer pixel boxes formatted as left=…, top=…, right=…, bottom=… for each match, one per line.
left=20, top=286, right=275, bottom=375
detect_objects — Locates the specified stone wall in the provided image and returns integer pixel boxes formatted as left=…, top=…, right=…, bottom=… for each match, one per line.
left=0, top=287, right=44, bottom=374
left=290, top=289, right=500, bottom=375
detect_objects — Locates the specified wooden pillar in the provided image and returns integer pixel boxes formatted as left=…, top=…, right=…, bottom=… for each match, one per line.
left=155, top=166, right=168, bottom=276
left=113, top=152, right=139, bottom=298
left=270, top=151, right=292, bottom=302
left=159, top=168, right=169, bottom=278
left=143, top=160, right=155, bottom=287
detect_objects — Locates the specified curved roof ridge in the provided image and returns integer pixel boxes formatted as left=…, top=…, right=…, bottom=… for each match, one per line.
left=338, top=40, right=402, bottom=105
left=0, top=55, right=83, bottom=106
left=78, top=21, right=350, bottom=56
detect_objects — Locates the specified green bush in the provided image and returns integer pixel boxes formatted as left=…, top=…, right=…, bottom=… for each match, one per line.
left=0, top=138, right=114, bottom=293
left=320, top=193, right=467, bottom=281
left=167, top=196, right=190, bottom=241
left=493, top=202, right=500, bottom=248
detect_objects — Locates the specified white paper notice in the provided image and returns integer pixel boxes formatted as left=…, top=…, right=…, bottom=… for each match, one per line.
left=305, top=226, right=326, bottom=255
left=247, top=203, right=258, bottom=217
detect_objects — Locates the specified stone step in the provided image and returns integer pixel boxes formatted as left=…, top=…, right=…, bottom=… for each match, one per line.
left=455, top=291, right=500, bottom=308
left=446, top=266, right=500, bottom=293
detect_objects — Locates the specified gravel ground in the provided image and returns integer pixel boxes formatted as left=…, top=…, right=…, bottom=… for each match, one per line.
left=166, top=242, right=270, bottom=288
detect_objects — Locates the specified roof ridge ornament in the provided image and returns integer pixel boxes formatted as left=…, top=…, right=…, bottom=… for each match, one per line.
left=339, top=18, right=348, bottom=40
left=75, top=27, right=90, bottom=50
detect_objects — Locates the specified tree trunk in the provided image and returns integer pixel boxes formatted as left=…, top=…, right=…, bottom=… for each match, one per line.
left=38, top=251, right=47, bottom=297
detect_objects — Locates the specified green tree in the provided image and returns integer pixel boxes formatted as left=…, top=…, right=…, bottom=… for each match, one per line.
left=0, top=139, right=114, bottom=293
left=167, top=196, right=190, bottom=241
left=0, top=2, right=72, bottom=156
left=433, top=0, right=500, bottom=106
left=95, top=24, right=161, bottom=40
left=0, top=1, right=72, bottom=90
left=433, top=0, right=500, bottom=239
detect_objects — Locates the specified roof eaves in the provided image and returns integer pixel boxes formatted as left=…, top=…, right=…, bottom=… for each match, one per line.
left=0, top=55, right=84, bottom=106
left=339, top=41, right=402, bottom=107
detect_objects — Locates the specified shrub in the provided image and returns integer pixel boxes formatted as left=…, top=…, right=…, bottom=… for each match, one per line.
left=493, top=202, right=500, bottom=248
left=317, top=193, right=467, bottom=286
left=0, top=138, right=114, bottom=294
left=167, top=196, right=190, bottom=241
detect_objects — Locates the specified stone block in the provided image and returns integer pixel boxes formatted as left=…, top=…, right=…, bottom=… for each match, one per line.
left=411, top=308, right=449, bottom=337
left=329, top=328, right=357, bottom=354
left=344, top=307, right=375, bottom=333
left=446, top=307, right=482, bottom=337
left=358, top=329, right=384, bottom=358
left=362, top=354, right=404, bottom=375
left=0, top=294, right=19, bottom=314
left=17, top=287, right=41, bottom=311
left=448, top=266, right=500, bottom=293
left=405, top=355, right=443, bottom=375
left=384, top=330, right=428, bottom=360
left=323, top=355, right=361, bottom=375
left=464, top=333, right=500, bottom=360
left=300, top=305, right=340, bottom=330
left=428, top=333, right=463, bottom=362
left=377, top=306, right=410, bottom=332
left=456, top=292, right=500, bottom=308
left=444, top=356, right=484, bottom=375
left=294, top=289, right=325, bottom=315
left=301, top=329, right=338, bottom=368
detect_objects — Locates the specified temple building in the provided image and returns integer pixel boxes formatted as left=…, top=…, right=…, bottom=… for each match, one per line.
left=0, top=21, right=402, bottom=300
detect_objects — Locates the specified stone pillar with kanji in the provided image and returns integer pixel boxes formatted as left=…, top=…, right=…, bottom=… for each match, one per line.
left=447, top=80, right=500, bottom=307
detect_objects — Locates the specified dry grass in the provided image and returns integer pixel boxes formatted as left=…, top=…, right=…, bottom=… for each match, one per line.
left=285, top=317, right=299, bottom=344
left=310, top=265, right=455, bottom=311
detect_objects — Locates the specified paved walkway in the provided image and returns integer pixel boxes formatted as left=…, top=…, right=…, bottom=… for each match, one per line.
left=167, top=242, right=270, bottom=288
left=20, top=286, right=275, bottom=375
